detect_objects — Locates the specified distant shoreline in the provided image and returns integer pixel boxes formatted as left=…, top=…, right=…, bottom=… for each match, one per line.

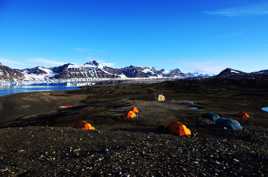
left=0, top=85, right=80, bottom=97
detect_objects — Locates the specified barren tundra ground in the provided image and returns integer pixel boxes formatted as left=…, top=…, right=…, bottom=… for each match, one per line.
left=0, top=80, right=267, bottom=177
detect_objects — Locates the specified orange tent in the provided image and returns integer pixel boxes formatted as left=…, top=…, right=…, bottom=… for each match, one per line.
left=126, top=106, right=140, bottom=120
left=132, top=106, right=140, bottom=114
left=167, top=121, right=191, bottom=137
left=127, top=110, right=137, bottom=120
left=81, top=121, right=96, bottom=131
left=238, top=112, right=250, bottom=123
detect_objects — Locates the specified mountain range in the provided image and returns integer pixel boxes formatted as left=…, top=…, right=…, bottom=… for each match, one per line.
left=216, top=68, right=268, bottom=80
left=0, top=60, right=203, bottom=82
left=0, top=61, right=267, bottom=82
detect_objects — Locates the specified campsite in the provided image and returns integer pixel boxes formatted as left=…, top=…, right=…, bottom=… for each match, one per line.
left=1, top=0, right=268, bottom=176
left=0, top=79, right=267, bottom=177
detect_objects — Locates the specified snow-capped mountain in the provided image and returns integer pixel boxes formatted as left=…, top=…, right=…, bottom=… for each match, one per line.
left=0, top=63, right=24, bottom=81
left=0, top=60, right=191, bottom=82
left=2, top=61, right=267, bottom=82
left=52, top=62, right=118, bottom=79
left=22, top=66, right=56, bottom=81
left=163, top=69, right=185, bottom=78
left=216, top=68, right=248, bottom=79
left=32, top=60, right=189, bottom=80
left=216, top=68, right=268, bottom=80
left=118, top=66, right=158, bottom=78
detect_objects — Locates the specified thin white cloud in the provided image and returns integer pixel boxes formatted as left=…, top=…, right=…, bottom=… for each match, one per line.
left=1, top=57, right=67, bottom=68
left=175, top=60, right=229, bottom=75
left=191, top=64, right=227, bottom=75
left=26, top=58, right=66, bottom=67
left=0, top=57, right=27, bottom=68
left=0, top=56, right=116, bottom=69
left=204, top=3, right=268, bottom=17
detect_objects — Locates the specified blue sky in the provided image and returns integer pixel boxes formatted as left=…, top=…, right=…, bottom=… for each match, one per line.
left=0, top=0, right=268, bottom=74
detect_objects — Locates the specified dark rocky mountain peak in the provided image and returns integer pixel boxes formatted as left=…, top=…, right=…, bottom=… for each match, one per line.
left=85, top=60, right=99, bottom=66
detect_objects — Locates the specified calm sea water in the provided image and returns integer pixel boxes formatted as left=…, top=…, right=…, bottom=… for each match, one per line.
left=261, top=107, right=268, bottom=113
left=0, top=86, right=79, bottom=96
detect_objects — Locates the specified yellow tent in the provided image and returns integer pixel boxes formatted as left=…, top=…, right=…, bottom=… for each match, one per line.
left=158, top=94, right=166, bottom=102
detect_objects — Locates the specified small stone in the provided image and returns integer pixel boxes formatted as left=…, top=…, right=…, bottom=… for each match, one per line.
left=215, top=161, right=221, bottom=165
left=18, top=149, right=25, bottom=153
left=233, top=158, right=240, bottom=163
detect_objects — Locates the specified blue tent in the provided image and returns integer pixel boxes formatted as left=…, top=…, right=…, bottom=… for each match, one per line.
left=215, top=117, right=243, bottom=131
left=202, top=112, right=221, bottom=122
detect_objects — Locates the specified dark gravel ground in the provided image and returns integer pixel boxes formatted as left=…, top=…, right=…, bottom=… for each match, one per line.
left=0, top=126, right=267, bottom=177
left=0, top=80, right=268, bottom=177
